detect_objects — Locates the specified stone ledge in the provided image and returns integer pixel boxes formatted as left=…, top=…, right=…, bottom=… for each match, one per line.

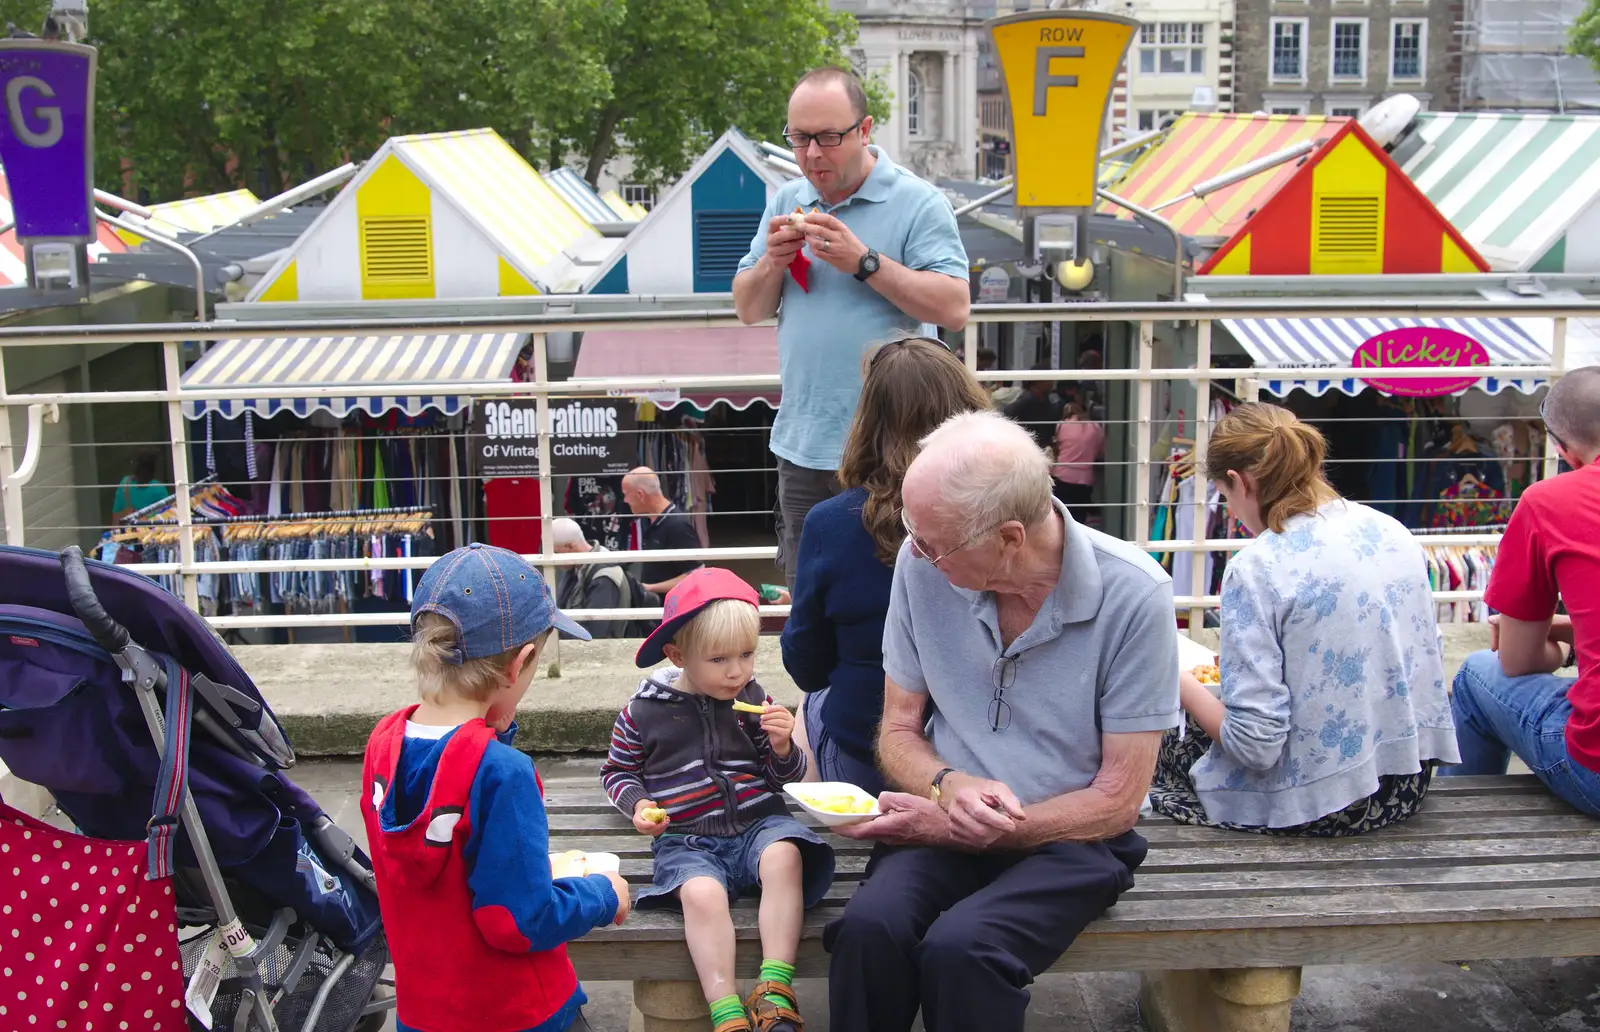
left=243, top=626, right=1496, bottom=758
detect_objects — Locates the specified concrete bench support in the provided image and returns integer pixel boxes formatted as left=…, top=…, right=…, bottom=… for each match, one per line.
left=631, top=978, right=712, bottom=1032
left=1140, top=967, right=1303, bottom=1032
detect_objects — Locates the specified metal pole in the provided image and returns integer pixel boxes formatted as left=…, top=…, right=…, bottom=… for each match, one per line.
left=96, top=210, right=208, bottom=322
left=163, top=341, right=199, bottom=610
left=1545, top=316, right=1568, bottom=481
left=1134, top=320, right=1154, bottom=548
left=534, top=332, right=559, bottom=672
left=1190, top=319, right=1212, bottom=632
left=0, top=345, right=21, bottom=546
left=1098, top=189, right=1185, bottom=301
left=187, top=163, right=361, bottom=246
left=953, top=180, right=1014, bottom=217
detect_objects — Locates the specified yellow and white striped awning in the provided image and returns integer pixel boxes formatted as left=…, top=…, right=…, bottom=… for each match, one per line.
left=116, top=189, right=263, bottom=244
left=181, top=332, right=525, bottom=420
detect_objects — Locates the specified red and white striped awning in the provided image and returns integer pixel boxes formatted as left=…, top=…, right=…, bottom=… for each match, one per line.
left=0, top=169, right=128, bottom=284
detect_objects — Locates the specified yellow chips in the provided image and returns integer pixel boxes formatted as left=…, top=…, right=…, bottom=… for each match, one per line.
left=808, top=792, right=876, bottom=815
left=1192, top=663, right=1221, bottom=685
left=730, top=700, right=766, bottom=714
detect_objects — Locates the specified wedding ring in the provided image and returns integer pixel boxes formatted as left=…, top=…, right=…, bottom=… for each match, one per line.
left=822, top=240, right=831, bottom=251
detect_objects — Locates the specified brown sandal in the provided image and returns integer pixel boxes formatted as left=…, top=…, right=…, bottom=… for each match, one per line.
left=744, top=980, right=804, bottom=1031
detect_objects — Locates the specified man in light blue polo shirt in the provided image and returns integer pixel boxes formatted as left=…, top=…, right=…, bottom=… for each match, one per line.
left=822, top=410, right=1180, bottom=1032
left=734, top=65, right=970, bottom=585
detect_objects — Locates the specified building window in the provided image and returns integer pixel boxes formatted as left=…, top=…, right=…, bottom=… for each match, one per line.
left=1269, top=102, right=1310, bottom=116
left=1331, top=19, right=1367, bottom=82
left=1391, top=19, right=1426, bottom=82
left=1137, top=109, right=1184, bottom=131
left=1329, top=106, right=1364, bottom=117
left=622, top=184, right=656, bottom=210
left=907, top=69, right=923, bottom=137
left=1271, top=19, right=1307, bottom=82
left=1138, top=22, right=1207, bottom=75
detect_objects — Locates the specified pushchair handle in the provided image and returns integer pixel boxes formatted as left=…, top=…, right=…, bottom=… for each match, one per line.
left=60, top=546, right=132, bottom=653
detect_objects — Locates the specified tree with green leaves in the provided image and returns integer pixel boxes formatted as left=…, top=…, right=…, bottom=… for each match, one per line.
left=0, top=0, right=881, bottom=203
left=1573, top=1, right=1600, bottom=73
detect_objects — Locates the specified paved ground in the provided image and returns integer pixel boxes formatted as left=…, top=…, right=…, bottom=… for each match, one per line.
left=287, top=759, right=1600, bottom=1032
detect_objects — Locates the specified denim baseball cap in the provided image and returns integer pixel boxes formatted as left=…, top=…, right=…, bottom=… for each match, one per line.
left=412, top=543, right=589, bottom=662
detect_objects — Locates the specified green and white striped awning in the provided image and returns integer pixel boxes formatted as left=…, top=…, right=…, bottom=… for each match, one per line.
left=1399, top=112, right=1600, bottom=272
left=181, top=332, right=526, bottom=420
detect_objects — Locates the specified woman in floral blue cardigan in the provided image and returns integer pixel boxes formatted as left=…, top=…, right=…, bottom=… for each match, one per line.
left=1150, top=403, right=1461, bottom=835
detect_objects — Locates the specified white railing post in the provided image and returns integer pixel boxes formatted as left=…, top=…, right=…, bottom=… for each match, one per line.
left=0, top=345, right=20, bottom=546
left=1134, top=319, right=1154, bottom=548
left=1545, top=316, right=1568, bottom=482
left=163, top=341, right=198, bottom=609
left=533, top=331, right=560, bottom=670
left=1190, top=319, right=1212, bottom=631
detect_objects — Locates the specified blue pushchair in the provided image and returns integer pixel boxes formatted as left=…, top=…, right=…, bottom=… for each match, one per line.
left=0, top=544, right=392, bottom=1032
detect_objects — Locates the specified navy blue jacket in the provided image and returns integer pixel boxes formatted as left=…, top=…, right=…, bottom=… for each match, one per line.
left=780, top=486, right=896, bottom=761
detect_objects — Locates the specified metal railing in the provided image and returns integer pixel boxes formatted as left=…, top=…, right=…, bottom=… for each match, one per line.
left=0, top=297, right=1581, bottom=634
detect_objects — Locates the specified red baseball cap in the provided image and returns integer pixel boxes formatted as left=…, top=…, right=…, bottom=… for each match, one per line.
left=635, top=567, right=760, bottom=668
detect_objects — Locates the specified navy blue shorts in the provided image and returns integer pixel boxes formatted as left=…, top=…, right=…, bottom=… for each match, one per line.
left=637, top=813, right=835, bottom=911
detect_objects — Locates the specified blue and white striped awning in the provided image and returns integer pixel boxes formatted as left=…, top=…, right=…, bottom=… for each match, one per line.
left=181, top=332, right=526, bottom=420
left=1220, top=317, right=1549, bottom=397
left=544, top=167, right=627, bottom=226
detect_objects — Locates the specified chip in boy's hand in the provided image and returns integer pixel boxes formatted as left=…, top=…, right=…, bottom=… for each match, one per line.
left=730, top=700, right=766, bottom=714
left=640, top=807, right=668, bottom=824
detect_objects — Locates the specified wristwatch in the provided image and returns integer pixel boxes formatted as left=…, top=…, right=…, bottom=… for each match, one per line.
left=930, top=767, right=957, bottom=805
left=854, top=248, right=881, bottom=282
left=1563, top=644, right=1578, bottom=669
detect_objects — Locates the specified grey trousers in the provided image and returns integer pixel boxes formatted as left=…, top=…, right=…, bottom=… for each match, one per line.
left=774, top=457, right=842, bottom=587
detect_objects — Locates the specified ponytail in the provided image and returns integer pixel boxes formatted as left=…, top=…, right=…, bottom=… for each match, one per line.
left=1203, top=403, right=1338, bottom=534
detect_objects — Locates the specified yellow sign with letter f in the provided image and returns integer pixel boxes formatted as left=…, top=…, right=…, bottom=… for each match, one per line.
left=988, top=11, right=1138, bottom=209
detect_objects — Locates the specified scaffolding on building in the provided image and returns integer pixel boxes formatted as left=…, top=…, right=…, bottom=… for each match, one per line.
left=1459, top=0, right=1600, bottom=112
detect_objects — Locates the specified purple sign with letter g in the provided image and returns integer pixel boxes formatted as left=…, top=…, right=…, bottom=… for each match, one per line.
left=0, top=40, right=96, bottom=244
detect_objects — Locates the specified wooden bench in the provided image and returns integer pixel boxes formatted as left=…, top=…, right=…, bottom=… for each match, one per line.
left=544, top=774, right=1600, bottom=1032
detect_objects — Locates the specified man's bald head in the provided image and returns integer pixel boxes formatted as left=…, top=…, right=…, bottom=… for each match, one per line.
left=1546, top=367, right=1600, bottom=465
left=790, top=66, right=868, bottom=121
left=903, top=410, right=1054, bottom=543
left=622, top=467, right=662, bottom=496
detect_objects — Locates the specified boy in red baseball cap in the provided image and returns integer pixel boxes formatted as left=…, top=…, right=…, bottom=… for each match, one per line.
left=600, top=568, right=835, bottom=1032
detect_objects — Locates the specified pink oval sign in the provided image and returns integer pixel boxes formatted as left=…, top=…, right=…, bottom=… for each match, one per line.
left=1353, top=327, right=1490, bottom=397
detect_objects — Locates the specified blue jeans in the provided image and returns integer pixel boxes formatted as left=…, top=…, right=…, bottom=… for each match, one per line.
left=803, top=689, right=887, bottom=797
left=1442, top=650, right=1600, bottom=816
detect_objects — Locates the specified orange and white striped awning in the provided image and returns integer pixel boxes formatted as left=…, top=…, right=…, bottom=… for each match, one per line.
left=0, top=167, right=128, bottom=285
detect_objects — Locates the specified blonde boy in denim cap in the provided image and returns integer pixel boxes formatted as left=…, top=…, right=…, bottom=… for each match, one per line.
left=602, top=568, right=835, bottom=1032
left=361, top=543, right=628, bottom=1032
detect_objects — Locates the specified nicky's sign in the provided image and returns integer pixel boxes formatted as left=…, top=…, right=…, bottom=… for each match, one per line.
left=987, top=11, right=1137, bottom=209
left=1353, top=327, right=1490, bottom=397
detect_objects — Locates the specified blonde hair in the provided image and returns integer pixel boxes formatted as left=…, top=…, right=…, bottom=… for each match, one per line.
left=1203, top=403, right=1339, bottom=534
left=411, top=612, right=545, bottom=704
left=673, top=599, right=759, bottom=660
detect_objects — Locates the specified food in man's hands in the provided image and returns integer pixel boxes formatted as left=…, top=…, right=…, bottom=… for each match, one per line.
left=787, top=205, right=820, bottom=231
left=1192, top=663, right=1221, bottom=685
left=808, top=791, right=876, bottom=815
left=640, top=806, right=668, bottom=824
left=730, top=700, right=766, bottom=714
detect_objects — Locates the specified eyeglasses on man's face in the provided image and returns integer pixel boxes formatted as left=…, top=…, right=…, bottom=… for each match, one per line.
left=900, top=510, right=1001, bottom=567
left=782, top=118, right=864, bottom=150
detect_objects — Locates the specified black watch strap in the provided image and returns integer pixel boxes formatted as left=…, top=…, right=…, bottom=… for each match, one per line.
left=1563, top=644, right=1579, bottom=669
left=930, top=767, right=957, bottom=802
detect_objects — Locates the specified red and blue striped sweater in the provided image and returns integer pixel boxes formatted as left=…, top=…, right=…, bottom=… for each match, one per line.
left=601, top=669, right=806, bottom=835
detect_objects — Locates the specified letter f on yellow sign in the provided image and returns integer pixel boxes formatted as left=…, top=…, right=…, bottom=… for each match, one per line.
left=989, top=11, right=1138, bottom=209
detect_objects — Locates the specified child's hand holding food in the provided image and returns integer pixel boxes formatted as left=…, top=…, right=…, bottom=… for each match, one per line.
left=605, top=871, right=632, bottom=925
left=632, top=798, right=670, bottom=836
left=759, top=702, right=796, bottom=758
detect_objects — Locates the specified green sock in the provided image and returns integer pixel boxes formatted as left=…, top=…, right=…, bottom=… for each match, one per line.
left=760, top=958, right=796, bottom=1009
left=709, top=994, right=746, bottom=1028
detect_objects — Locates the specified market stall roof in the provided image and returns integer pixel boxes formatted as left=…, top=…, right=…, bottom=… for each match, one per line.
left=0, top=168, right=128, bottom=286
left=249, top=128, right=609, bottom=301
left=1098, top=113, right=1346, bottom=239
left=1394, top=112, right=1600, bottom=272
left=180, top=331, right=527, bottom=420
left=115, top=189, right=262, bottom=244
left=1218, top=315, right=1548, bottom=397
left=545, top=167, right=639, bottom=226
left=572, top=326, right=778, bottom=410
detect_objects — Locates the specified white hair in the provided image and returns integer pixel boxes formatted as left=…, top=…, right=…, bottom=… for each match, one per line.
left=551, top=518, right=587, bottom=548
left=916, top=410, right=1053, bottom=540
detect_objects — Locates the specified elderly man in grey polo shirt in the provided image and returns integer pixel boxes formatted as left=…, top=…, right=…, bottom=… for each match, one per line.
left=823, top=410, right=1180, bottom=1032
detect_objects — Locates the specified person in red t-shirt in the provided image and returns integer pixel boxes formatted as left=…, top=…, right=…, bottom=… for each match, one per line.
left=1442, top=367, right=1600, bottom=816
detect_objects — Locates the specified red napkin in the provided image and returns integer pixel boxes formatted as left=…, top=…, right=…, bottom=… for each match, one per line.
left=789, top=250, right=812, bottom=292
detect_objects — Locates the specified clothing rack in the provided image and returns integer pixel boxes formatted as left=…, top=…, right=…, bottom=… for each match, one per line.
left=128, top=504, right=434, bottom=528
left=119, top=473, right=220, bottom=524
left=1427, top=524, right=1508, bottom=536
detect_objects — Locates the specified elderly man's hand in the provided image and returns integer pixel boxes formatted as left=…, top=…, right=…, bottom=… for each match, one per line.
left=833, top=792, right=952, bottom=846
left=940, top=773, right=1027, bottom=850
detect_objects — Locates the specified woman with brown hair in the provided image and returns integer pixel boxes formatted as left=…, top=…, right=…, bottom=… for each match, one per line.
left=780, top=336, right=990, bottom=794
left=1150, top=402, right=1460, bottom=834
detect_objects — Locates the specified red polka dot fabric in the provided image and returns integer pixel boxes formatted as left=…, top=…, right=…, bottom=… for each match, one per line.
left=0, top=804, right=187, bottom=1031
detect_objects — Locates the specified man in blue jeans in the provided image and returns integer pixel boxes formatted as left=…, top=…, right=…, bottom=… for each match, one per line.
left=1444, top=367, right=1600, bottom=815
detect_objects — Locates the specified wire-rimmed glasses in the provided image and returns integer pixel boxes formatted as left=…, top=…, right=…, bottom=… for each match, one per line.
left=990, top=654, right=1017, bottom=732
